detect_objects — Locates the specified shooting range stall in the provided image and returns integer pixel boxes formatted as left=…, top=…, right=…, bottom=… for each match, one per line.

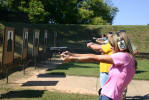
left=2, top=27, right=15, bottom=83
left=44, top=30, right=48, bottom=53
left=21, top=28, right=29, bottom=75
left=33, top=29, right=40, bottom=69
left=0, top=23, right=51, bottom=83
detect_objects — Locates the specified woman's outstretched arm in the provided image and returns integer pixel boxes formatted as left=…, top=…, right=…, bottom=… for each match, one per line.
left=61, top=51, right=113, bottom=64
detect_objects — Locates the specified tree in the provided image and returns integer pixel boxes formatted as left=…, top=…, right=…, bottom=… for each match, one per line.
left=90, top=17, right=107, bottom=25
left=77, top=0, right=118, bottom=25
left=0, top=0, right=118, bottom=24
left=0, top=0, right=29, bottom=22
left=0, top=0, right=49, bottom=23
left=42, top=0, right=78, bottom=24
left=27, top=0, right=49, bottom=23
left=0, top=0, right=8, bottom=11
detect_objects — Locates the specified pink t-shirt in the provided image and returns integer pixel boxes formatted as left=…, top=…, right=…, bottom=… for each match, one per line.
left=101, top=52, right=136, bottom=100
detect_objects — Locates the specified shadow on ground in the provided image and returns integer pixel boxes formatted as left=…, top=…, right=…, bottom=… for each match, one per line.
left=135, top=70, right=147, bottom=74
left=0, top=90, right=45, bottom=99
left=37, top=72, right=66, bottom=78
left=126, top=94, right=149, bottom=100
left=22, top=81, right=58, bottom=86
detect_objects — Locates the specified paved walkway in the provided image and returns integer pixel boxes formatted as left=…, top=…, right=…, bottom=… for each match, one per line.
left=11, top=59, right=149, bottom=99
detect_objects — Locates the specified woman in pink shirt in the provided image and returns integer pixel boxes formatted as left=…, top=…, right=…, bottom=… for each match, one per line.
left=61, top=31, right=137, bottom=100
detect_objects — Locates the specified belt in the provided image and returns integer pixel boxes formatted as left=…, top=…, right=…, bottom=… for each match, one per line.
left=101, top=72, right=108, bottom=74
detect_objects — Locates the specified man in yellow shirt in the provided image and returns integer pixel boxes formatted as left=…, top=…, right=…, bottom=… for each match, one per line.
left=87, top=32, right=113, bottom=88
left=99, top=43, right=112, bottom=87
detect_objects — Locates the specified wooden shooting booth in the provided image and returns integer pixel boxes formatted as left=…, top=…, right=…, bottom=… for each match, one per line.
left=22, top=28, right=28, bottom=61
left=44, top=30, right=48, bottom=53
left=33, top=29, right=40, bottom=69
left=2, top=27, right=15, bottom=83
left=2, top=27, right=15, bottom=65
left=0, top=24, right=3, bottom=72
left=21, top=28, right=29, bottom=74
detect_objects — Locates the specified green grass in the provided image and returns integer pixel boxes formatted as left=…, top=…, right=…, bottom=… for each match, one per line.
left=0, top=90, right=98, bottom=100
left=133, top=59, right=149, bottom=80
left=48, top=59, right=149, bottom=80
left=47, top=62, right=99, bottom=77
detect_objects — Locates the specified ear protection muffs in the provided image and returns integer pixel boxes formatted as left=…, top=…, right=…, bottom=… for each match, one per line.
left=116, top=32, right=126, bottom=51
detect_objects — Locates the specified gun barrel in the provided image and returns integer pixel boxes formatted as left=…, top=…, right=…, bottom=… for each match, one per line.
left=49, top=47, right=68, bottom=51
left=48, top=46, right=68, bottom=60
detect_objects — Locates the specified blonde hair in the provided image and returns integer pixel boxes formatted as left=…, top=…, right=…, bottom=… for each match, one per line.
left=108, top=31, right=137, bottom=69
left=108, top=31, right=134, bottom=55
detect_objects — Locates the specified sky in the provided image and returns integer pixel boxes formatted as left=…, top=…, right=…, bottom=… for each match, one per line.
left=111, top=0, right=149, bottom=25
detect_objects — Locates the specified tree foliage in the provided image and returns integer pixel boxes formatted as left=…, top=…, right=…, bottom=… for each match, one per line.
left=27, top=0, right=49, bottom=23
left=42, top=0, right=78, bottom=24
left=90, top=17, right=107, bottom=25
left=0, top=0, right=118, bottom=24
left=78, top=0, right=118, bottom=24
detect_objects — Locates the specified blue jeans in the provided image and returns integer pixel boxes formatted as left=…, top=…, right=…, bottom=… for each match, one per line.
left=99, top=95, right=113, bottom=100
left=100, top=72, right=109, bottom=88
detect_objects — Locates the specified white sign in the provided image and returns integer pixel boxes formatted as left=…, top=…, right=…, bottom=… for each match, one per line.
left=35, top=32, right=39, bottom=39
left=25, top=32, right=28, bottom=39
left=8, top=31, right=13, bottom=40
left=45, top=31, right=47, bottom=38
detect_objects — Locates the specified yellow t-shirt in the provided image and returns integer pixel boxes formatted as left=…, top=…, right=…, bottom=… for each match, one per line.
left=100, top=43, right=113, bottom=73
